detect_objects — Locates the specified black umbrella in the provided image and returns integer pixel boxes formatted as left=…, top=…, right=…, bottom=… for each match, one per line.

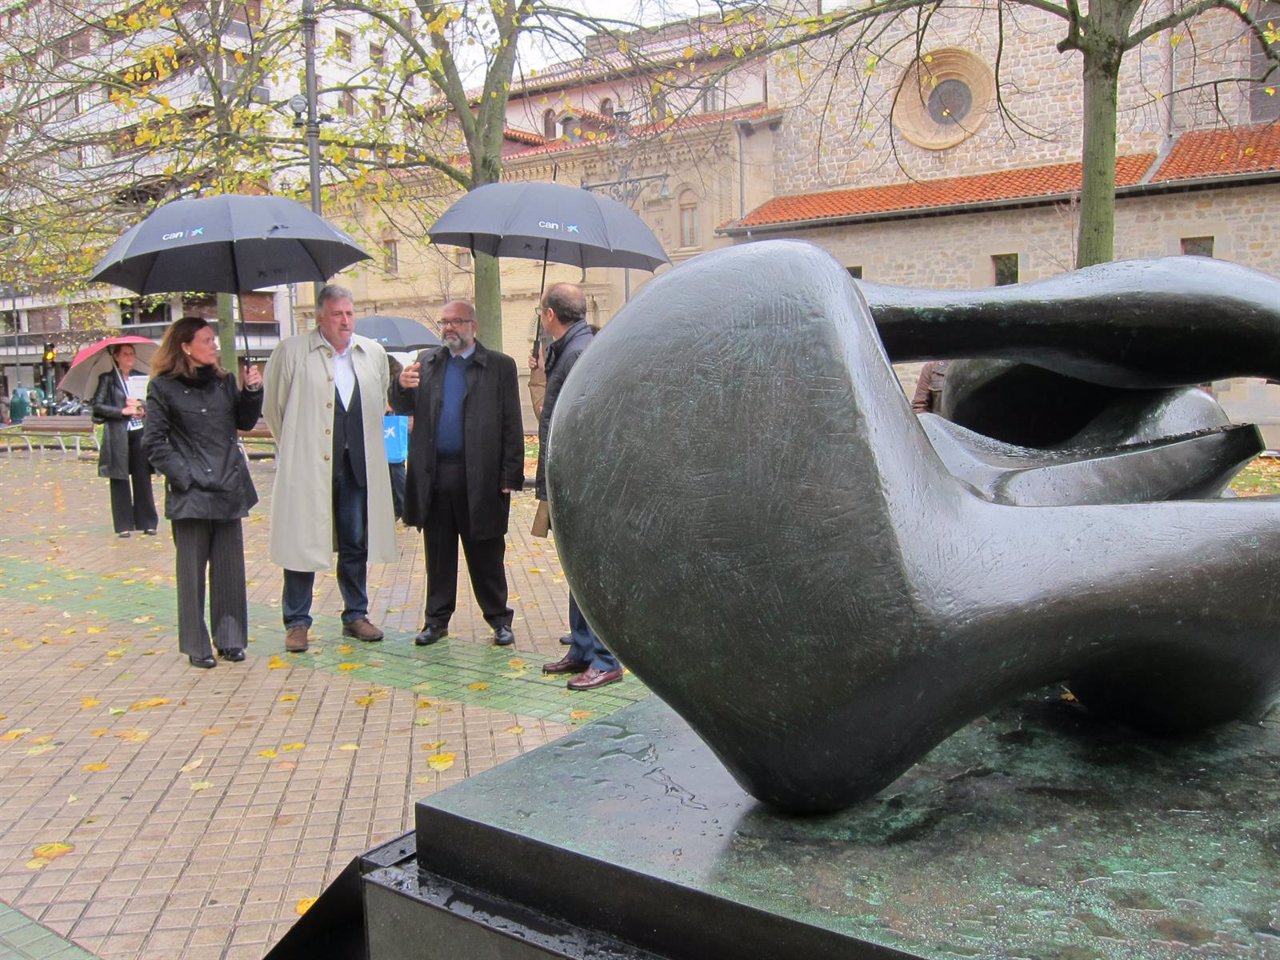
left=90, top=194, right=370, bottom=294
left=355, top=314, right=441, bottom=350
left=426, top=182, right=668, bottom=272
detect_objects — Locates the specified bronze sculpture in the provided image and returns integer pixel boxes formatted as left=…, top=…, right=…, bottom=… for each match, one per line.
left=545, top=241, right=1280, bottom=813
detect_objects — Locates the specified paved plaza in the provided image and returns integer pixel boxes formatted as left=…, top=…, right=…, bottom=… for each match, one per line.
left=0, top=449, right=648, bottom=959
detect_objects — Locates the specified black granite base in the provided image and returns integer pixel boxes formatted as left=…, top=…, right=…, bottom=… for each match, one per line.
left=363, top=692, right=1280, bottom=960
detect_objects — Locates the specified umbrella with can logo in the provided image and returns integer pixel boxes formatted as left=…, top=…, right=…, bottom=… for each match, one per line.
left=426, top=181, right=668, bottom=272
left=90, top=194, right=371, bottom=294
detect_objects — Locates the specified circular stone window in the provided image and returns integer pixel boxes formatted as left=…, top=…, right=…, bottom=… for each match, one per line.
left=893, top=49, right=994, bottom=150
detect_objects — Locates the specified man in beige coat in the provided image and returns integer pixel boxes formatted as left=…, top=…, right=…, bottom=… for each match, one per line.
left=265, top=285, right=397, bottom=652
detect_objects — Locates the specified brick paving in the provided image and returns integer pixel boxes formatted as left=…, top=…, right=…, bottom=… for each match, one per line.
left=0, top=451, right=649, bottom=959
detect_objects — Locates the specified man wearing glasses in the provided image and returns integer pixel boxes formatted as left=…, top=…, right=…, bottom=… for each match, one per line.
left=392, top=300, right=524, bottom=647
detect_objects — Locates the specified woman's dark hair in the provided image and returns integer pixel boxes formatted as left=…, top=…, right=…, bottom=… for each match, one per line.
left=150, top=317, right=227, bottom=380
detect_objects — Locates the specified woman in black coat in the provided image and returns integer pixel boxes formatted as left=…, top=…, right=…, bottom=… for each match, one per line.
left=142, top=317, right=264, bottom=669
left=91, top=343, right=158, bottom=537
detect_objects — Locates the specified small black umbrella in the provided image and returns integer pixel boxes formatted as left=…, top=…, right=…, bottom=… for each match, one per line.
left=355, top=314, right=441, bottom=351
left=90, top=194, right=370, bottom=294
left=427, top=182, right=669, bottom=272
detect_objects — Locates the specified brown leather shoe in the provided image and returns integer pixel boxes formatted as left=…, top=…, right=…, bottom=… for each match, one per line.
left=567, top=666, right=624, bottom=691
left=342, top=618, right=384, bottom=642
left=542, top=654, right=589, bottom=675
left=285, top=626, right=309, bottom=653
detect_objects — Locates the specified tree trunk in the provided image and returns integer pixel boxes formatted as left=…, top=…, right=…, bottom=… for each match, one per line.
left=473, top=251, right=502, bottom=350
left=1076, top=47, right=1123, bottom=267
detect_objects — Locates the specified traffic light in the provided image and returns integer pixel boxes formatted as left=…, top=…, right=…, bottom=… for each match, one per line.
left=43, top=342, right=55, bottom=364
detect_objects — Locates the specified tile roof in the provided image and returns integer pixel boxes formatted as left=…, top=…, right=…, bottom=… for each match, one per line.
left=724, top=123, right=1280, bottom=233
left=504, top=127, right=547, bottom=146
left=502, top=103, right=780, bottom=161
left=1151, top=123, right=1280, bottom=181
left=727, top=155, right=1155, bottom=231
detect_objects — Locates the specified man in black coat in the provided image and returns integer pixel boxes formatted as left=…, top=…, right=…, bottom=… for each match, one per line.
left=391, top=300, right=524, bottom=647
left=537, top=283, right=624, bottom=691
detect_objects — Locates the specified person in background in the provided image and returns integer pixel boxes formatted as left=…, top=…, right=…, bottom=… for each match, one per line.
left=0, top=388, right=10, bottom=424
left=8, top=386, right=28, bottom=424
left=911, top=360, right=950, bottom=414
left=92, top=343, right=159, bottom=538
left=143, top=317, right=264, bottom=668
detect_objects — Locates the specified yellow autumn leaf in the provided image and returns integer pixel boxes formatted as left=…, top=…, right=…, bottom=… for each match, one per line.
left=339, top=743, right=359, bottom=751
left=337, top=644, right=354, bottom=654
left=259, top=749, right=278, bottom=759
left=420, top=741, right=444, bottom=751
left=109, top=708, right=126, bottom=716
left=279, top=694, right=298, bottom=702
left=505, top=725, right=524, bottom=735
left=80, top=697, right=100, bottom=709
left=467, top=682, right=489, bottom=691
left=90, top=728, right=110, bottom=738
left=0, top=727, right=32, bottom=740
left=87, top=627, right=105, bottom=635
left=267, top=655, right=290, bottom=670
left=32, top=842, right=73, bottom=860
left=296, top=897, right=318, bottom=915
left=179, top=757, right=204, bottom=773
left=425, top=752, right=455, bottom=771
left=30, top=735, right=51, bottom=745
left=202, top=728, right=224, bottom=736
left=281, top=742, right=305, bottom=752
left=337, top=663, right=364, bottom=671
left=130, top=697, right=170, bottom=711
left=83, top=762, right=110, bottom=772
left=189, top=780, right=212, bottom=791
left=26, top=744, right=56, bottom=756
left=131, top=616, right=152, bottom=623
left=507, top=659, right=527, bottom=669
left=569, top=710, right=593, bottom=721
left=116, top=729, right=150, bottom=742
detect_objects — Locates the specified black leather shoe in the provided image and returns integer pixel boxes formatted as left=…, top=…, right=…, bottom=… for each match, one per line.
left=542, top=654, right=589, bottom=675
left=415, top=624, right=448, bottom=646
left=189, top=655, right=216, bottom=669
left=217, top=648, right=246, bottom=662
left=559, top=633, right=572, bottom=645
left=493, top=625, right=515, bottom=647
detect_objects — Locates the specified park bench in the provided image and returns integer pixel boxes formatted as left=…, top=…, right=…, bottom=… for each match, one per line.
left=1, top=415, right=100, bottom=455
left=238, top=418, right=276, bottom=459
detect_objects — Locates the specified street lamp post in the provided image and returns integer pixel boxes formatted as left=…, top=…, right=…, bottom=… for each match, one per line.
left=288, top=0, right=325, bottom=324
left=581, top=107, right=670, bottom=302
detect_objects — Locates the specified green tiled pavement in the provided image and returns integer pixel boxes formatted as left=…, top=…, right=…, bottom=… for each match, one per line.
left=0, top=905, right=96, bottom=960
left=0, top=555, right=648, bottom=725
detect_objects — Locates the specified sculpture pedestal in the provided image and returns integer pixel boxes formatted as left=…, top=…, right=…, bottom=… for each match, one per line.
left=363, top=693, right=1280, bottom=959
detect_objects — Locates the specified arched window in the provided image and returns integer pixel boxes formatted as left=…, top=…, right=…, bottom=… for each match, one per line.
left=543, top=108, right=557, bottom=139
left=599, top=97, right=613, bottom=117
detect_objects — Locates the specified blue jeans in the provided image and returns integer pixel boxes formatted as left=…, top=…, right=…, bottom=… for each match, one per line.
left=282, top=456, right=369, bottom=628
left=567, top=592, right=619, bottom=672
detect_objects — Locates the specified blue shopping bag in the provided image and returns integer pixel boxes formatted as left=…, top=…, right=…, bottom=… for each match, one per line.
left=383, top=414, right=409, bottom=464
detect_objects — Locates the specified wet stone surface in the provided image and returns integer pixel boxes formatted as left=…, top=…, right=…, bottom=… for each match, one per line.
left=414, top=691, right=1280, bottom=959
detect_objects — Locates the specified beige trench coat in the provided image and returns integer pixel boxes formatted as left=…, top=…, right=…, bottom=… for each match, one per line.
left=264, top=329, right=397, bottom=572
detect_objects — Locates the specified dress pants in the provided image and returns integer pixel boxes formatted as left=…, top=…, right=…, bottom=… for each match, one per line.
left=424, top=460, right=512, bottom=630
left=566, top=592, right=620, bottom=672
left=172, top=518, right=248, bottom=658
left=282, top=453, right=369, bottom=628
left=109, top=428, right=158, bottom=534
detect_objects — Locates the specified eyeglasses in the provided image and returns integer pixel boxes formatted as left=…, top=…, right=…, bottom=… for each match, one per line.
left=440, top=318, right=473, bottom=327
